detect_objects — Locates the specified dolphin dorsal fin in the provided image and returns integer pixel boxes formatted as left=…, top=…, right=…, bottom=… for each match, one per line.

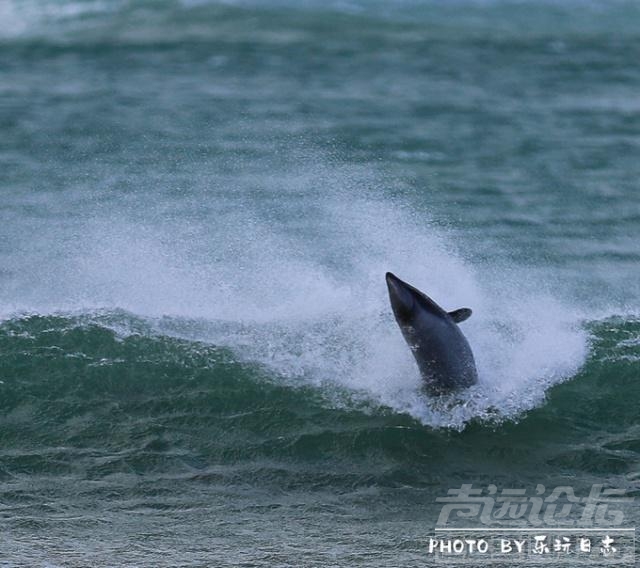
left=448, top=308, right=472, bottom=323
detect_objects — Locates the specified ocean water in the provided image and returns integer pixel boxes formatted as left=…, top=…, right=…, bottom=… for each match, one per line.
left=1, top=0, right=639, bottom=566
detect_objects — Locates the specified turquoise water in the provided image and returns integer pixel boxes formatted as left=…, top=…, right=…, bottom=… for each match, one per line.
left=1, top=1, right=639, bottom=566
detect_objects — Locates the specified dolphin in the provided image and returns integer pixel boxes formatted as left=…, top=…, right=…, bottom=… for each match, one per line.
left=386, top=272, right=478, bottom=396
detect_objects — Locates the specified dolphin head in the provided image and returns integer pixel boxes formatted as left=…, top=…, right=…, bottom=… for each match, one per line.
left=385, top=272, right=416, bottom=321
left=386, top=272, right=446, bottom=324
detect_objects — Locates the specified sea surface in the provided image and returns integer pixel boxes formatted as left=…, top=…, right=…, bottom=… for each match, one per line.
left=0, top=0, right=639, bottom=566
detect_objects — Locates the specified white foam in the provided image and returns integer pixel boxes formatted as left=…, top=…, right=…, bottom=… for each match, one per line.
left=1, top=157, right=590, bottom=428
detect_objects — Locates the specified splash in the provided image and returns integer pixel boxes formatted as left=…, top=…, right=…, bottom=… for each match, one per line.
left=0, top=153, right=590, bottom=429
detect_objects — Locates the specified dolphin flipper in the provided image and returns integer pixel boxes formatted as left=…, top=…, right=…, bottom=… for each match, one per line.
left=448, top=308, right=472, bottom=323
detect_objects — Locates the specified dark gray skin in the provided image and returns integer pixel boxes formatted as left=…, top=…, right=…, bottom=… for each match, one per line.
left=386, top=272, right=478, bottom=396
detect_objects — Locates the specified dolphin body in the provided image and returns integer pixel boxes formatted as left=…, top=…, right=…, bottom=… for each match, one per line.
left=386, top=272, right=478, bottom=396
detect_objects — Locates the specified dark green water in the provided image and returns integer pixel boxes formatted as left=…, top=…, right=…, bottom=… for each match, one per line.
left=0, top=1, right=639, bottom=566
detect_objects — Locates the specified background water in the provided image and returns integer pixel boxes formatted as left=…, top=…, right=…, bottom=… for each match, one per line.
left=0, top=0, right=639, bottom=566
